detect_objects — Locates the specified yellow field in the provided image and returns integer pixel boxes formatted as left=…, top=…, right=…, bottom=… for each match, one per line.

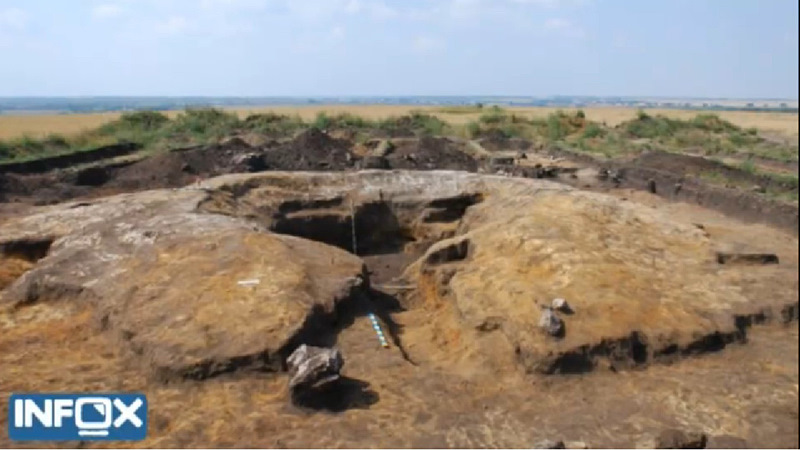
left=0, top=105, right=797, bottom=140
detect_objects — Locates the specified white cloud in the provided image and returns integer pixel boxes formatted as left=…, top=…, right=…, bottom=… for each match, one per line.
left=92, top=4, right=125, bottom=19
left=543, top=17, right=584, bottom=38
left=0, top=7, right=28, bottom=30
left=412, top=36, right=445, bottom=53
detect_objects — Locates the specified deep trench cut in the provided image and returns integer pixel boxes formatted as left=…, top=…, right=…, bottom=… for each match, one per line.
left=268, top=192, right=484, bottom=258
left=0, top=237, right=56, bottom=290
left=271, top=200, right=416, bottom=256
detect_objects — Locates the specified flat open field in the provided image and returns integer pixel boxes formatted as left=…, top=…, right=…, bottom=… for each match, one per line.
left=1, top=105, right=798, bottom=140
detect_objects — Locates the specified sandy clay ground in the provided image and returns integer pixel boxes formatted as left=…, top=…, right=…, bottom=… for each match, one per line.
left=0, top=130, right=797, bottom=449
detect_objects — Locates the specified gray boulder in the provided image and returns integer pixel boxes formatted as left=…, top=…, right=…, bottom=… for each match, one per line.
left=287, top=344, right=344, bottom=390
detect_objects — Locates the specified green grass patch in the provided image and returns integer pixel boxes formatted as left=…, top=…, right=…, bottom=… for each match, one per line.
left=377, top=113, right=449, bottom=136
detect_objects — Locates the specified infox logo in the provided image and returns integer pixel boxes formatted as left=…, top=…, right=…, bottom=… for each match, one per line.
left=8, top=393, right=147, bottom=441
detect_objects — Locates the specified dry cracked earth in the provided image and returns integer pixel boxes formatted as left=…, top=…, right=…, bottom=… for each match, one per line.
left=0, top=133, right=798, bottom=449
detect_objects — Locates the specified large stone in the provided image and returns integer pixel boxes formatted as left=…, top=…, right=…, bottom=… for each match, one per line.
left=0, top=190, right=365, bottom=380
left=287, top=344, right=344, bottom=390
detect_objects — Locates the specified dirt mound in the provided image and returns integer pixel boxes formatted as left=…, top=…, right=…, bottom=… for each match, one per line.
left=633, top=151, right=795, bottom=192
left=0, top=139, right=267, bottom=204
left=0, top=172, right=95, bottom=205
left=599, top=151, right=799, bottom=233
left=0, top=143, right=141, bottom=175
left=111, top=139, right=260, bottom=190
left=263, top=128, right=355, bottom=171
left=386, top=137, right=478, bottom=172
left=477, top=129, right=532, bottom=152
left=0, top=191, right=365, bottom=381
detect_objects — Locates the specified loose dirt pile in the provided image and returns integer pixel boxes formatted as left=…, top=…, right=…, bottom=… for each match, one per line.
left=384, top=137, right=479, bottom=171
left=477, top=129, right=533, bottom=153
left=263, top=128, right=355, bottom=171
left=0, top=132, right=485, bottom=207
left=633, top=150, right=798, bottom=193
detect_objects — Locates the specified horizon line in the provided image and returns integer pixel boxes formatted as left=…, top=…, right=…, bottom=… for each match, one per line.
left=1, top=95, right=798, bottom=101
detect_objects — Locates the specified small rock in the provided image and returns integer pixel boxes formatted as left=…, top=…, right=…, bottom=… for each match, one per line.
left=552, top=298, right=573, bottom=314
left=535, top=439, right=566, bottom=449
left=564, top=441, right=589, bottom=449
left=538, top=307, right=565, bottom=338
left=706, top=435, right=748, bottom=449
left=286, top=344, right=344, bottom=391
left=751, top=185, right=766, bottom=194
left=655, top=429, right=707, bottom=449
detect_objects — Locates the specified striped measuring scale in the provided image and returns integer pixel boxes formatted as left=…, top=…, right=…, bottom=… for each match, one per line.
left=368, top=313, right=390, bottom=348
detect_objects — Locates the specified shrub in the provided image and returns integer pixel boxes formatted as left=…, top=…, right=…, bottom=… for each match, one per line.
left=727, top=131, right=756, bottom=147
left=623, top=114, right=683, bottom=139
left=0, top=140, right=13, bottom=159
left=412, top=113, right=446, bottom=136
left=690, top=114, right=738, bottom=133
left=739, top=159, right=757, bottom=174
left=98, top=111, right=170, bottom=136
left=478, top=108, right=509, bottom=125
left=44, top=134, right=69, bottom=148
left=244, top=113, right=305, bottom=136
left=118, top=111, right=169, bottom=130
left=547, top=113, right=566, bottom=141
left=378, top=113, right=448, bottom=136
left=313, top=112, right=331, bottom=130
left=326, top=113, right=375, bottom=130
left=582, top=122, right=606, bottom=139
left=167, top=108, right=240, bottom=139
left=465, top=121, right=481, bottom=138
left=16, top=135, right=45, bottom=153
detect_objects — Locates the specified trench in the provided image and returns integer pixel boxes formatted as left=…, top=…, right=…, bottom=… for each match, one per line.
left=0, top=237, right=55, bottom=291
left=268, top=193, right=484, bottom=367
left=193, top=188, right=486, bottom=381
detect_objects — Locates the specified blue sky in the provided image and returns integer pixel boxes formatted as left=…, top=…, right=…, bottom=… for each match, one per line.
left=0, top=0, right=797, bottom=98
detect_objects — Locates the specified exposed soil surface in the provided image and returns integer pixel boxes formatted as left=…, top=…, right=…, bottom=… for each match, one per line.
left=0, top=132, right=798, bottom=449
